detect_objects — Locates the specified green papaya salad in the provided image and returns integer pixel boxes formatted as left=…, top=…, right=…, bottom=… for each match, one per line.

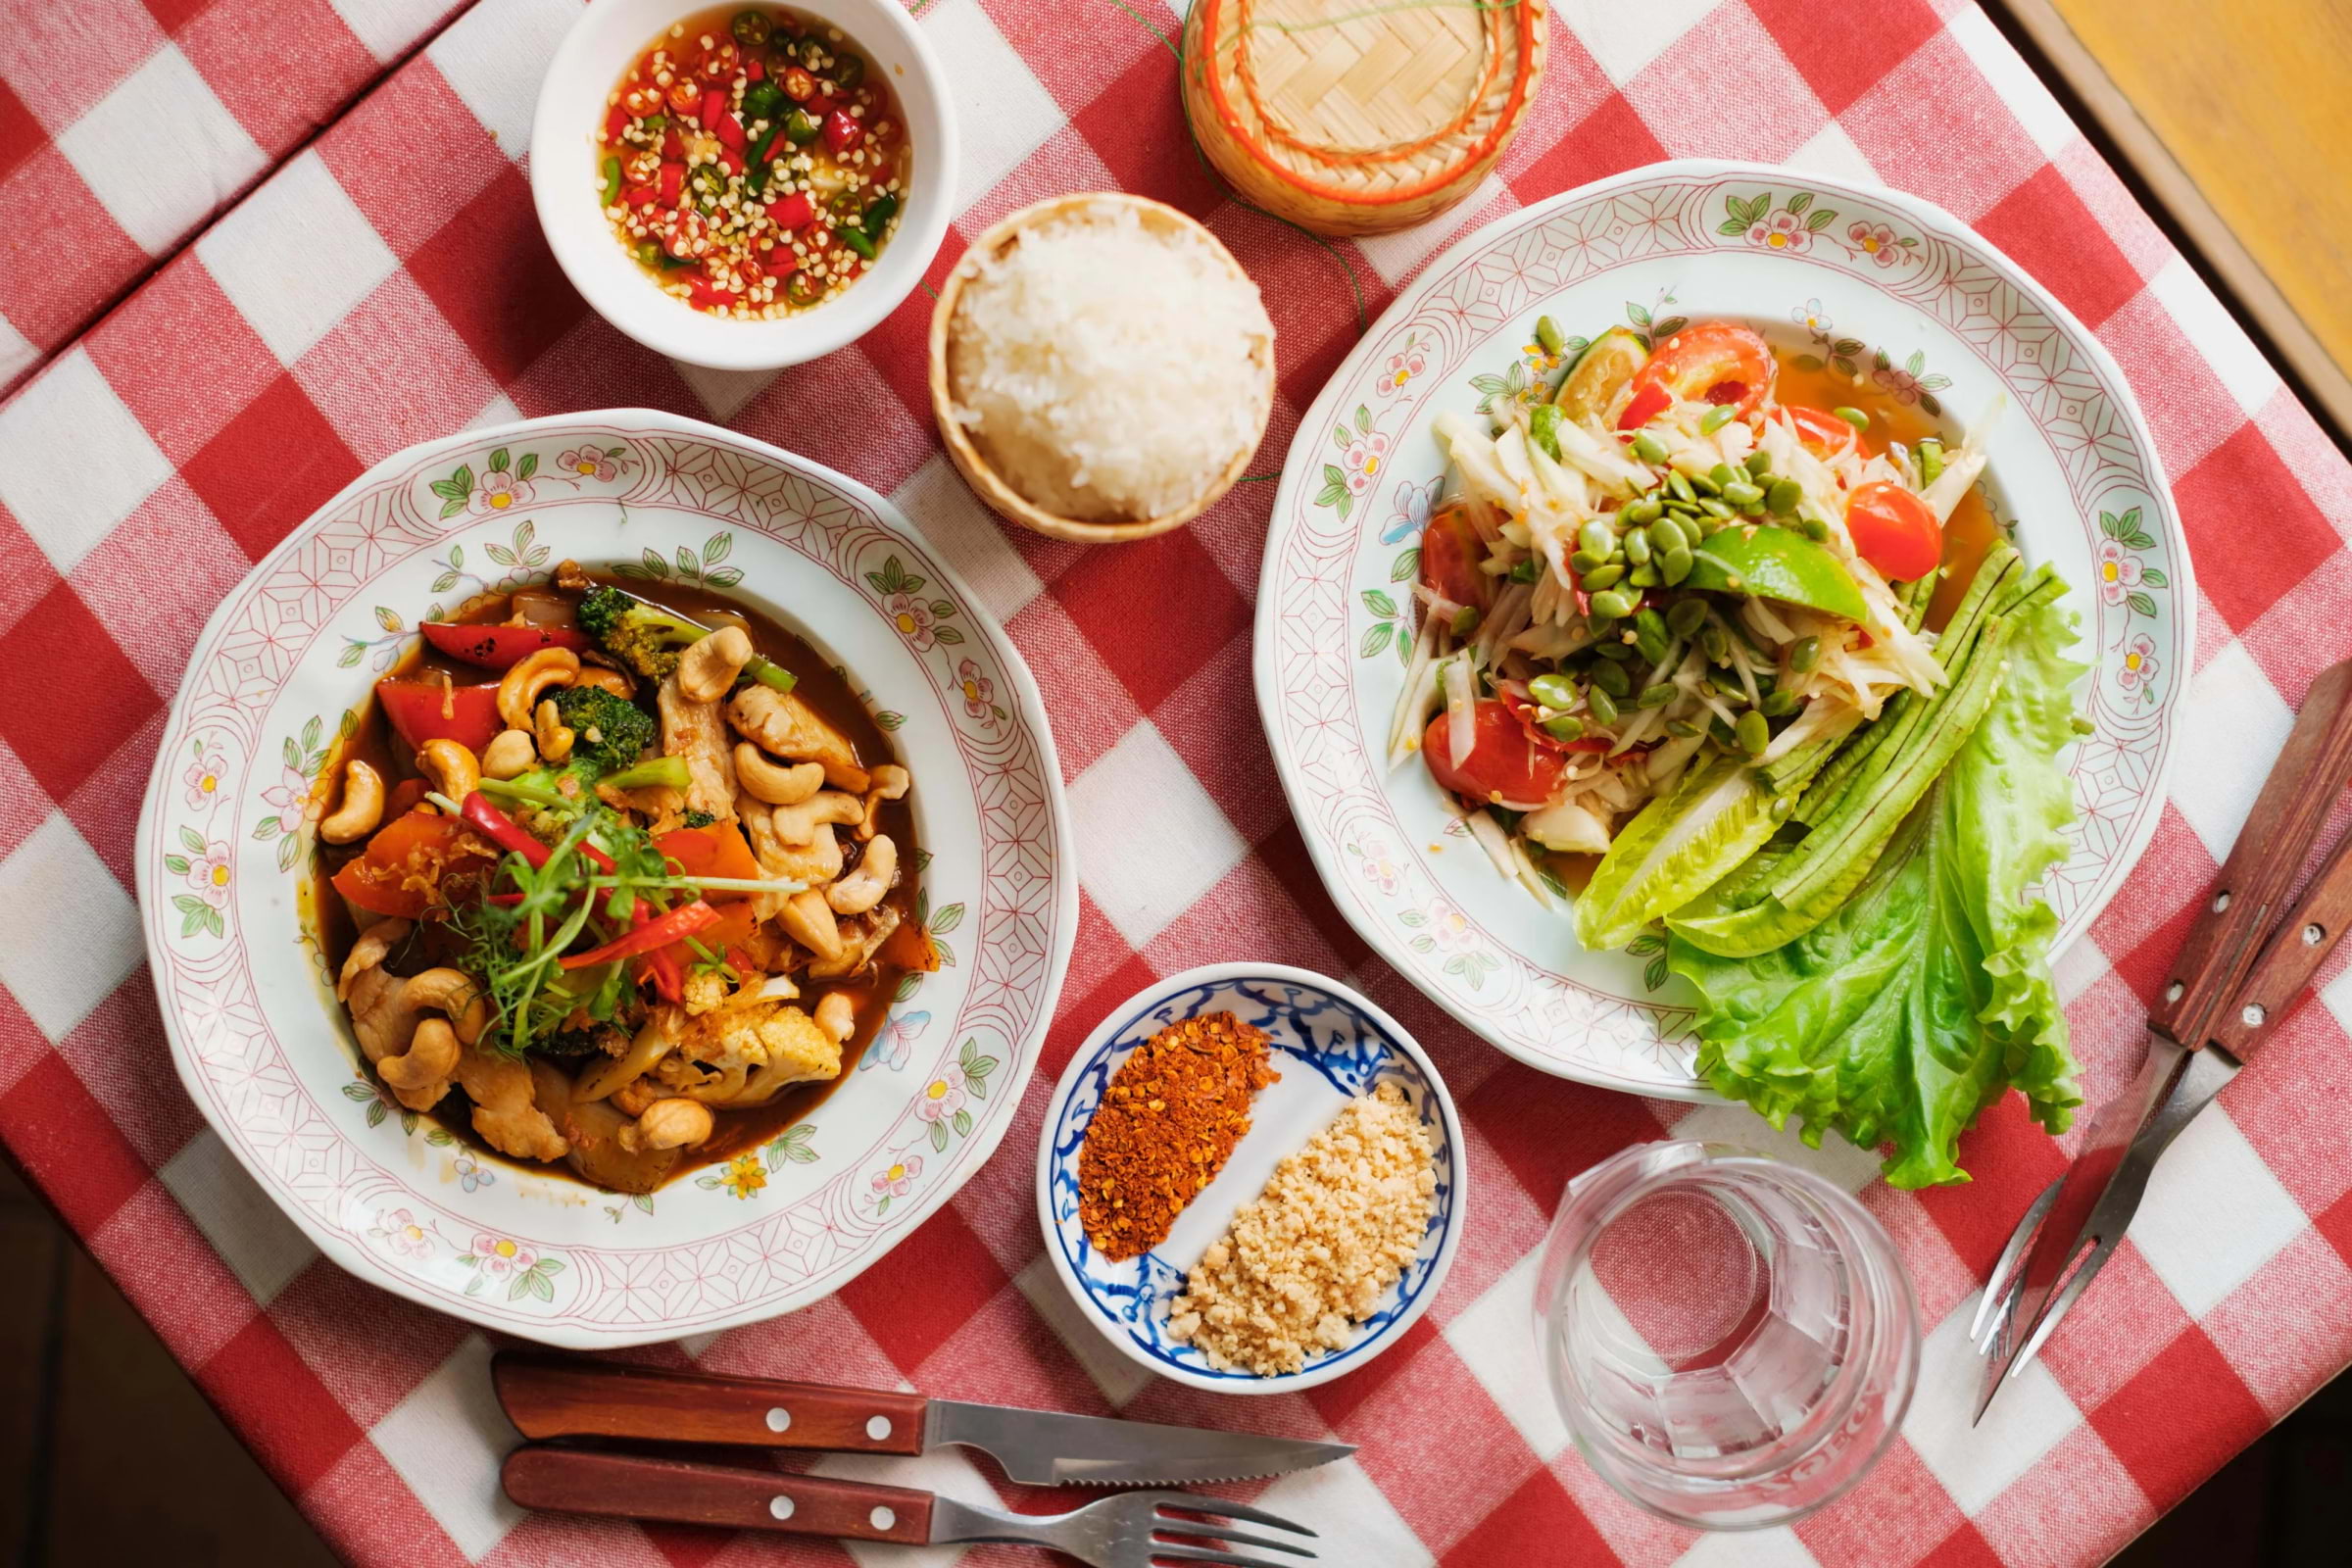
left=1393, top=317, right=2085, bottom=1186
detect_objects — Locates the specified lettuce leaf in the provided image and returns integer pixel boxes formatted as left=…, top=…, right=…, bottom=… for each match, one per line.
left=1669, top=583, right=2087, bottom=1187
left=1575, top=756, right=1780, bottom=953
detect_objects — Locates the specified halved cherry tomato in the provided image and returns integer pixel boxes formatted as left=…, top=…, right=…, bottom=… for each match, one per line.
left=653, top=824, right=763, bottom=884
left=1623, top=321, right=1774, bottom=422
left=1497, top=686, right=1610, bottom=755
left=1418, top=499, right=1490, bottom=610
left=418, top=621, right=590, bottom=670
left=330, top=812, right=498, bottom=919
left=1424, top=700, right=1567, bottom=808
left=1783, top=404, right=1869, bottom=461
left=1845, top=481, right=1943, bottom=581
left=375, top=678, right=504, bottom=755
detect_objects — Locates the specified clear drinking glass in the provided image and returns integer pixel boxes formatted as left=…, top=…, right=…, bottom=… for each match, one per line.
left=1533, top=1141, right=1921, bottom=1530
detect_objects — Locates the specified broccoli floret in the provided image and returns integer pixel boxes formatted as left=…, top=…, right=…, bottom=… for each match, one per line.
left=575, top=584, right=705, bottom=681
left=549, top=685, right=656, bottom=773
left=680, top=808, right=717, bottom=829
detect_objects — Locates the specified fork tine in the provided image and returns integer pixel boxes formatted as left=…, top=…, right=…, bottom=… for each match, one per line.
left=1969, top=1177, right=2060, bottom=1351
left=1151, top=1517, right=1317, bottom=1558
left=1143, top=1494, right=1317, bottom=1536
left=1141, top=1546, right=1315, bottom=1568
left=2008, top=1234, right=2123, bottom=1374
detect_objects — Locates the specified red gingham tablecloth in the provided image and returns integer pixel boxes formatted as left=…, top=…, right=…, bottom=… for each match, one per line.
left=3, top=0, right=2349, bottom=1562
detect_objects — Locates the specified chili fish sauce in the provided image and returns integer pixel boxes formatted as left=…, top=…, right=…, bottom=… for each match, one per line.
left=600, top=5, right=912, bottom=318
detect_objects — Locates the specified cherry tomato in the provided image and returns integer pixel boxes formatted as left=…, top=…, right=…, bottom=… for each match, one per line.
left=1624, top=321, right=1774, bottom=422
left=374, top=679, right=504, bottom=755
left=1783, top=404, right=1869, bottom=461
left=1845, top=481, right=1943, bottom=581
left=1418, top=499, right=1490, bottom=611
left=418, top=621, right=589, bottom=670
left=1424, top=700, right=1567, bottom=808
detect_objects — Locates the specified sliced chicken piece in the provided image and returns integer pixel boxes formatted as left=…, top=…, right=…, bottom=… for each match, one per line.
left=455, top=1049, right=568, bottom=1161
left=659, top=674, right=738, bottom=825
left=727, top=687, right=868, bottom=793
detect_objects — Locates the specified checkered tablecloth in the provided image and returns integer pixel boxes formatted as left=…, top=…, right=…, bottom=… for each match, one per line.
left=3, top=0, right=2348, bottom=1562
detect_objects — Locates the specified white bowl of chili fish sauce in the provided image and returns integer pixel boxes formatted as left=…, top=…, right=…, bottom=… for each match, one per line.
left=531, top=0, right=956, bottom=370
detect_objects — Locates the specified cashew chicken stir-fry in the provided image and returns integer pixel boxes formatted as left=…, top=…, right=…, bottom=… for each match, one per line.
left=319, top=564, right=933, bottom=1193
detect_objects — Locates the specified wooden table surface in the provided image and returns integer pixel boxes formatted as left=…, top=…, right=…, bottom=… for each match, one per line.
left=2008, top=0, right=2352, bottom=435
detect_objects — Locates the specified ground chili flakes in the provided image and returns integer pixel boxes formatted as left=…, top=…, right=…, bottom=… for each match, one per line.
left=1078, top=1010, right=1277, bottom=1261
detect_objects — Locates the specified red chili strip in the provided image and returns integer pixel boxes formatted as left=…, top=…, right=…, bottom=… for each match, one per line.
left=560, top=901, right=719, bottom=970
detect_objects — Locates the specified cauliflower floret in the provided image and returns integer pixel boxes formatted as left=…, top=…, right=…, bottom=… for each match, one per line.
left=682, top=969, right=730, bottom=1015
left=677, top=998, right=842, bottom=1083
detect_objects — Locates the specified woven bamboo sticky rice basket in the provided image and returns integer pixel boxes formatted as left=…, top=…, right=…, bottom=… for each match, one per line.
left=1181, top=0, right=1547, bottom=237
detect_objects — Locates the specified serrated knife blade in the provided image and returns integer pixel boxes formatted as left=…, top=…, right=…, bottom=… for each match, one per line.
left=924, top=1398, right=1350, bottom=1486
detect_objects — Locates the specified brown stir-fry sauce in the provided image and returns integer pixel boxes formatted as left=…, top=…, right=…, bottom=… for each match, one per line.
left=313, top=571, right=929, bottom=1192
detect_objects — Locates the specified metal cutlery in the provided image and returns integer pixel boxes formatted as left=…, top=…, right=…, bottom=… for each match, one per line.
left=1972, top=656, right=2352, bottom=1421
left=494, top=1351, right=1353, bottom=1486
left=501, top=1445, right=1318, bottom=1566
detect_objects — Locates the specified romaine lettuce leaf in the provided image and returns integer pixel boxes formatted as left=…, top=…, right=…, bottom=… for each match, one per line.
left=1575, top=756, right=1779, bottom=953
left=1669, top=583, right=2087, bottom=1187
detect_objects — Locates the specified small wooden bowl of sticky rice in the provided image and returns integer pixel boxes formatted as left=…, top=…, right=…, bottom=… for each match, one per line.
left=928, top=192, right=1275, bottom=544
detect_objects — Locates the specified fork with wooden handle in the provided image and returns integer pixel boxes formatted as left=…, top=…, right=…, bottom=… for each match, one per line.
left=502, top=1445, right=1318, bottom=1566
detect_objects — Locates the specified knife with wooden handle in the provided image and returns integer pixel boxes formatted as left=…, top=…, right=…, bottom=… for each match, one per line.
left=493, top=1352, right=1351, bottom=1486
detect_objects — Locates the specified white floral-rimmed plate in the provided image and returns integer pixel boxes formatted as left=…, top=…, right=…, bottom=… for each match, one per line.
left=1035, top=962, right=1464, bottom=1394
left=134, top=410, right=1075, bottom=1348
left=1254, top=159, right=2193, bottom=1098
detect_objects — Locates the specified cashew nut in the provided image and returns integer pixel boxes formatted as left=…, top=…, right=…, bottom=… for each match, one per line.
left=535, top=698, right=575, bottom=764
left=574, top=663, right=635, bottom=698
left=498, top=647, right=579, bottom=729
left=415, top=738, right=481, bottom=804
left=813, top=992, right=856, bottom=1045
left=678, top=624, right=755, bottom=704
left=827, top=834, right=897, bottom=915
left=481, top=728, right=537, bottom=779
left=619, top=1098, right=714, bottom=1152
left=734, top=744, right=825, bottom=807
left=319, top=759, right=385, bottom=844
left=770, top=790, right=866, bottom=846
left=858, top=763, right=910, bottom=840
left=400, top=967, right=489, bottom=1044
left=378, top=1016, right=462, bottom=1104
left=781, top=889, right=844, bottom=961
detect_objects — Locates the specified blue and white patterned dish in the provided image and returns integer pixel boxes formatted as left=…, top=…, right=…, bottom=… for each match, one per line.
left=1035, top=962, right=1464, bottom=1394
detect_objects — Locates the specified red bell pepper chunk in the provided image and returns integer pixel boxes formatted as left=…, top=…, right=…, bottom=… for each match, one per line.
left=657, top=162, right=685, bottom=207
left=419, top=621, right=590, bottom=670
left=384, top=777, right=431, bottom=818
left=699, top=87, right=725, bottom=129
left=375, top=678, right=503, bottom=755
left=766, top=191, right=813, bottom=229
left=329, top=812, right=498, bottom=919
left=821, top=109, right=860, bottom=154
left=560, top=901, right=721, bottom=970
left=714, top=111, right=746, bottom=151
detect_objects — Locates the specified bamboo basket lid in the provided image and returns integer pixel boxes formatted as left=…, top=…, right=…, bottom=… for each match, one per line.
left=1181, top=0, right=1546, bottom=237
left=927, top=192, right=1274, bottom=546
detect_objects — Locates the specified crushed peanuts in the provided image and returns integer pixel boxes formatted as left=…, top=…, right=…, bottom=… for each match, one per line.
left=1166, top=1082, right=1437, bottom=1376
